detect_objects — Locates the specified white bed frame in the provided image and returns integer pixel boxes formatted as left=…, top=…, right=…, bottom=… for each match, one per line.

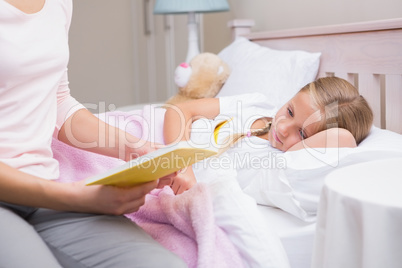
left=229, top=18, right=402, bottom=134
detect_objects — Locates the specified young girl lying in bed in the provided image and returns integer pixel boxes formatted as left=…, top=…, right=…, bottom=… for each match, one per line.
left=162, top=76, right=373, bottom=194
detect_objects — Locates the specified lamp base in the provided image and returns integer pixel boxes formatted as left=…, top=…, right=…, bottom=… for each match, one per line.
left=186, top=12, right=200, bottom=63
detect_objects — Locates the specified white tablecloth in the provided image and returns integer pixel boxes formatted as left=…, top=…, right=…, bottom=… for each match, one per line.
left=312, top=158, right=402, bottom=268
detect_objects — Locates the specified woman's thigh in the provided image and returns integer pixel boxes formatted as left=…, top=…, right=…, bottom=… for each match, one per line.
left=0, top=206, right=62, bottom=268
left=29, top=208, right=186, bottom=268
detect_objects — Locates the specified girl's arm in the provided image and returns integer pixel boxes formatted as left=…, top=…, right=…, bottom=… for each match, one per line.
left=163, top=98, right=220, bottom=144
left=288, top=128, right=357, bottom=151
left=162, top=98, right=220, bottom=194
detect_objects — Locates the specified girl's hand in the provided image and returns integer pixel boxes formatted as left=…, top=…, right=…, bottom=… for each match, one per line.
left=171, top=170, right=197, bottom=195
left=288, top=128, right=357, bottom=151
left=157, top=167, right=196, bottom=195
left=123, top=140, right=197, bottom=195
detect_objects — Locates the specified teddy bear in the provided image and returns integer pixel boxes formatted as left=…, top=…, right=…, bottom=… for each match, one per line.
left=165, top=52, right=231, bottom=106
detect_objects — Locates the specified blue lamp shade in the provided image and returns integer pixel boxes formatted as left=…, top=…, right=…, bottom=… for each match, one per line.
left=154, top=0, right=229, bottom=14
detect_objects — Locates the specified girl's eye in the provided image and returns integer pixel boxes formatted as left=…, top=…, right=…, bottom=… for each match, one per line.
left=299, top=129, right=307, bottom=140
left=287, top=107, right=294, bottom=117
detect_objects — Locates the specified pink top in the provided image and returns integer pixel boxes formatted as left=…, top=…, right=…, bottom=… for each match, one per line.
left=0, top=0, right=85, bottom=179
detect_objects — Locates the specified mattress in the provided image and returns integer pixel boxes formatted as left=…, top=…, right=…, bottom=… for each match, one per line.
left=257, top=205, right=316, bottom=268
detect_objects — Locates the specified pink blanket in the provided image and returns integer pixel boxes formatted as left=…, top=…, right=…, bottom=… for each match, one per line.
left=53, top=106, right=243, bottom=268
left=127, top=185, right=242, bottom=268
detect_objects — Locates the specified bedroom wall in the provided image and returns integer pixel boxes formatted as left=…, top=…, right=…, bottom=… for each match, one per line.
left=68, top=0, right=135, bottom=109
left=203, top=0, right=402, bottom=54
left=68, top=0, right=188, bottom=108
left=68, top=0, right=402, bottom=107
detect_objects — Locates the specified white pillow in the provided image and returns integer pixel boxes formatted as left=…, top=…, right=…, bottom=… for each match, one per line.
left=255, top=126, right=402, bottom=222
left=217, top=37, right=321, bottom=110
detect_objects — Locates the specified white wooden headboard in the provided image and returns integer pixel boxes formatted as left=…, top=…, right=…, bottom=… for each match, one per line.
left=229, top=19, right=402, bottom=134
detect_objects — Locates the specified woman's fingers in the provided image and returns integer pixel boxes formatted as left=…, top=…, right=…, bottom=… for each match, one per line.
left=80, top=180, right=157, bottom=215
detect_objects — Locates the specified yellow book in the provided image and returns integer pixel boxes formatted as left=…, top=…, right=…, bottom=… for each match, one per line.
left=85, top=140, right=219, bottom=187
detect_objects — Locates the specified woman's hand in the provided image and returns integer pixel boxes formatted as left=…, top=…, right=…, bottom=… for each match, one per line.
left=0, top=162, right=160, bottom=215
left=69, top=179, right=158, bottom=215
left=123, top=140, right=161, bottom=162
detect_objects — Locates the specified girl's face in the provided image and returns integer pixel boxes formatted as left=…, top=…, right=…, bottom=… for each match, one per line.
left=268, top=91, right=322, bottom=151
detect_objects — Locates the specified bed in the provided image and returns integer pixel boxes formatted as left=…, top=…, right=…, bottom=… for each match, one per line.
left=218, top=17, right=402, bottom=268
left=56, top=18, right=402, bottom=268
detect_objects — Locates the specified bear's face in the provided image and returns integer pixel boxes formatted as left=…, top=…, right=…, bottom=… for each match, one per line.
left=170, top=53, right=231, bottom=101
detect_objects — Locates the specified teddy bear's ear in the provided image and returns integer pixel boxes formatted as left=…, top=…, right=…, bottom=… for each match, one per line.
left=174, top=62, right=192, bottom=88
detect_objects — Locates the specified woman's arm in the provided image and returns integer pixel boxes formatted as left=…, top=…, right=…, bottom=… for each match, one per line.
left=0, top=162, right=157, bottom=215
left=288, top=128, right=357, bottom=151
left=58, top=109, right=154, bottom=161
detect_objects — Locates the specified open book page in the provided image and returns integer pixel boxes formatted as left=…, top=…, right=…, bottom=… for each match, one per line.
left=85, top=141, right=218, bottom=187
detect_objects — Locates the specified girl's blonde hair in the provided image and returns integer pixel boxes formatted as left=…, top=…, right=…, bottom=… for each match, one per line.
left=303, top=77, right=373, bottom=145
left=218, top=76, right=373, bottom=154
left=217, top=120, right=271, bottom=155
